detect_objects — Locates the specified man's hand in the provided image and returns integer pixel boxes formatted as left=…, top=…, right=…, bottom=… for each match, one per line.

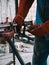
left=27, top=24, right=40, bottom=31
left=13, top=15, right=24, bottom=29
left=0, top=31, right=14, bottom=43
left=0, top=31, right=14, bottom=38
left=28, top=20, right=49, bottom=36
left=13, top=14, right=24, bottom=34
left=27, top=23, right=48, bottom=37
left=30, top=26, right=46, bottom=36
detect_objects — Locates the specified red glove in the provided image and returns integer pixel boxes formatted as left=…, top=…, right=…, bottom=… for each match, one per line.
left=28, top=20, right=49, bottom=37
left=13, top=14, right=24, bottom=29
left=0, top=31, right=14, bottom=38
left=30, top=26, right=46, bottom=36
left=27, top=24, right=40, bottom=31
left=13, top=14, right=24, bottom=34
left=0, top=31, right=14, bottom=43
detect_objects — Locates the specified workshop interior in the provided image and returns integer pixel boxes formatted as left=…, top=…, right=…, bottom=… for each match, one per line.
left=0, top=0, right=36, bottom=65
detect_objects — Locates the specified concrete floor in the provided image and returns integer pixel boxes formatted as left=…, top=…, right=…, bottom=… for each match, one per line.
left=0, top=46, right=49, bottom=65
left=0, top=42, right=33, bottom=65
left=0, top=51, right=33, bottom=65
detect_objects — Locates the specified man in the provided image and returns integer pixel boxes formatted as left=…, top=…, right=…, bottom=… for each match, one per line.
left=13, top=0, right=49, bottom=65
left=1, top=0, right=49, bottom=65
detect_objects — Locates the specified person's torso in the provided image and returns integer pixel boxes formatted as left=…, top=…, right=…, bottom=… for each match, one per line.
left=35, top=0, right=49, bottom=24
left=35, top=0, right=49, bottom=40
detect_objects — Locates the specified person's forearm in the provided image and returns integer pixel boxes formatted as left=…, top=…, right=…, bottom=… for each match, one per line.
left=13, top=0, right=34, bottom=28
left=17, top=0, right=34, bottom=19
left=29, top=20, right=49, bottom=36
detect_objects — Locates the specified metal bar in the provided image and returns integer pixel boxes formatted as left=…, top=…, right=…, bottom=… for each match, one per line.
left=0, top=23, right=17, bottom=28
left=15, top=0, right=18, bottom=14
left=7, top=38, right=25, bottom=65
left=13, top=36, right=15, bottom=65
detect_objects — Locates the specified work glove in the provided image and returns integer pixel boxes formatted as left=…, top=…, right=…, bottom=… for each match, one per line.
left=3, top=31, right=14, bottom=38
left=0, top=31, right=14, bottom=38
left=28, top=20, right=49, bottom=37
left=13, top=14, right=24, bottom=34
left=27, top=24, right=40, bottom=31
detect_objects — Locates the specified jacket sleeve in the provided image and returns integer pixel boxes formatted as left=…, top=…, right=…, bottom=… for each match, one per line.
left=13, top=0, right=34, bottom=29
left=17, top=0, right=34, bottom=19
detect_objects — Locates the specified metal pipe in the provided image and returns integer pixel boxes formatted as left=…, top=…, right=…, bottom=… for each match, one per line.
left=15, top=0, right=18, bottom=14
left=7, top=38, right=25, bottom=65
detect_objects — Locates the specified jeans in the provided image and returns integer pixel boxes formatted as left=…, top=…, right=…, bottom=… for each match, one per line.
left=32, top=36, right=49, bottom=65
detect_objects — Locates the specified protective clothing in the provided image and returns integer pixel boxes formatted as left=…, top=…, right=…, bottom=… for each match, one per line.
left=28, top=20, right=49, bottom=36
left=13, top=0, right=34, bottom=29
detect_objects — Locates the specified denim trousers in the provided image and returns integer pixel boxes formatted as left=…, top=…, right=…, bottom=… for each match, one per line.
left=32, top=36, right=49, bottom=65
